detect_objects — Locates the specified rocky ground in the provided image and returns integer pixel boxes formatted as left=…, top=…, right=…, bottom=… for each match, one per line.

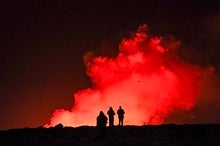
left=0, top=124, right=220, bottom=146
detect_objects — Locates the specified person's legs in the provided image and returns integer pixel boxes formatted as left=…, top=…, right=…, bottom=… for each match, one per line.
left=118, top=116, right=120, bottom=125
left=119, top=118, right=122, bottom=126
left=109, top=118, right=113, bottom=126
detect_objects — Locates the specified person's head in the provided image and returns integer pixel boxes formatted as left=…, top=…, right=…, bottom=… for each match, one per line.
left=119, top=106, right=122, bottom=109
left=110, top=107, right=113, bottom=110
left=100, top=111, right=104, bottom=115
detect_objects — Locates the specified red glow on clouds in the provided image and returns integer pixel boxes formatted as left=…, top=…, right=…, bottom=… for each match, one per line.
left=45, top=24, right=205, bottom=127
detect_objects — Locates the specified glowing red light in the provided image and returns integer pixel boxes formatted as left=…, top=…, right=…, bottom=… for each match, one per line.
left=45, top=25, right=204, bottom=127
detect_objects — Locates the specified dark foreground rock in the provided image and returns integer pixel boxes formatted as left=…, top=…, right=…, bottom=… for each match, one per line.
left=0, top=124, right=220, bottom=146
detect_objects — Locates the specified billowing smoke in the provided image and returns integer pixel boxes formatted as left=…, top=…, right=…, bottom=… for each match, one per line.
left=45, top=24, right=213, bottom=127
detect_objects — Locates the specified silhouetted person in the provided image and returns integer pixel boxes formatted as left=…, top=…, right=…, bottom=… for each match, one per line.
left=117, top=106, right=125, bottom=126
left=96, top=111, right=108, bottom=137
left=107, top=107, right=115, bottom=126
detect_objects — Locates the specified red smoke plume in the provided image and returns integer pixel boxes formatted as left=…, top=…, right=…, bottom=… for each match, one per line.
left=45, top=24, right=208, bottom=127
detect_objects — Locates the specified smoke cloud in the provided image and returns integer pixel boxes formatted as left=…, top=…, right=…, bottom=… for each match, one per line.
left=45, top=24, right=214, bottom=127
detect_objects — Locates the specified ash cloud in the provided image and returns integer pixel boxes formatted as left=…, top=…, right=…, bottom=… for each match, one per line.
left=45, top=24, right=219, bottom=127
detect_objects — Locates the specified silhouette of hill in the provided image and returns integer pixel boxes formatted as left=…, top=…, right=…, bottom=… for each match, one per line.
left=0, top=124, right=220, bottom=146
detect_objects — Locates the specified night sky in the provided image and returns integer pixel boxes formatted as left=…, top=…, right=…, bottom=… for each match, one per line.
left=0, top=0, right=219, bottom=130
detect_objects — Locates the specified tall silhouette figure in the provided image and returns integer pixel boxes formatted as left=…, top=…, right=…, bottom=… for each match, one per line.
left=117, top=106, right=125, bottom=126
left=107, top=107, right=115, bottom=126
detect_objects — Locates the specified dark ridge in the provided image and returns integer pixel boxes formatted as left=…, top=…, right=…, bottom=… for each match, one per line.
left=0, top=124, right=220, bottom=146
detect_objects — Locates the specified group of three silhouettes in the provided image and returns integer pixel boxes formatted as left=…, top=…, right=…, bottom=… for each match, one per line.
left=96, top=106, right=125, bottom=129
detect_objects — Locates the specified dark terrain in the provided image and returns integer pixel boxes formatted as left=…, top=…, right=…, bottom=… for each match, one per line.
left=0, top=124, right=220, bottom=146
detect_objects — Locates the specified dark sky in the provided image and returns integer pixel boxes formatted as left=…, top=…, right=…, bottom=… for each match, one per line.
left=0, top=0, right=219, bottom=130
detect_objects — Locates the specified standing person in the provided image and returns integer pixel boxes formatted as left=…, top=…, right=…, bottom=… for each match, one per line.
left=117, top=106, right=125, bottom=126
left=96, top=111, right=108, bottom=137
left=107, top=107, right=115, bottom=126
left=97, top=111, right=108, bottom=128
